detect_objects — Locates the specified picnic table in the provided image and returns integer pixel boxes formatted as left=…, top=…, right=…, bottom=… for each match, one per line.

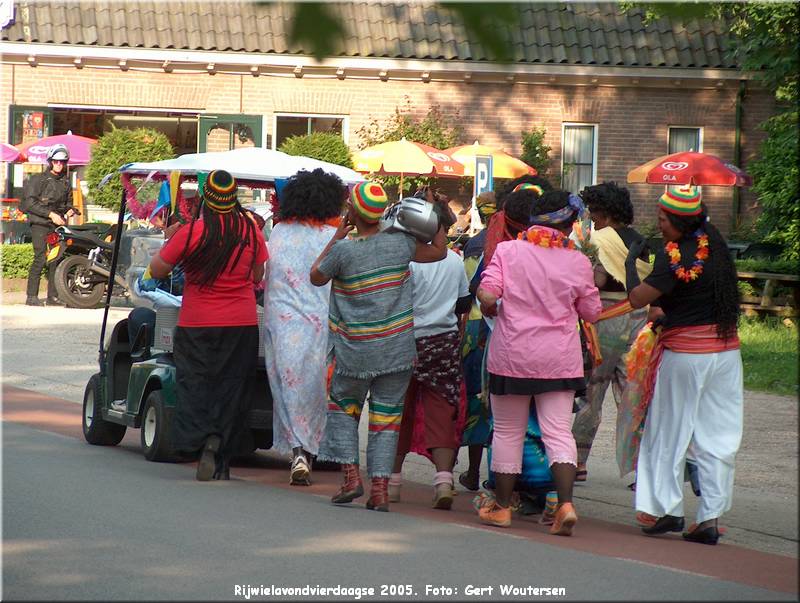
left=737, top=271, right=800, bottom=317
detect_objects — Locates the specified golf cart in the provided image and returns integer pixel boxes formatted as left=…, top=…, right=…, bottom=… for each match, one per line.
left=81, top=148, right=365, bottom=461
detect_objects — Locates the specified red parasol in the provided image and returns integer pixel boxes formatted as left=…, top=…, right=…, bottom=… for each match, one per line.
left=627, top=151, right=752, bottom=187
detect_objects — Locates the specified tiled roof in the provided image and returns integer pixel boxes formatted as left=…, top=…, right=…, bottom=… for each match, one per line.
left=2, top=1, right=738, bottom=69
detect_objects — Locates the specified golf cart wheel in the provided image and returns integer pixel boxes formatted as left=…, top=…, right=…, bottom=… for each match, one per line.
left=55, top=255, right=105, bottom=309
left=83, top=373, right=127, bottom=446
left=140, top=390, right=174, bottom=462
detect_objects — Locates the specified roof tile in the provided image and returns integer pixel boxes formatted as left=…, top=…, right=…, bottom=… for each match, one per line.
left=3, top=1, right=743, bottom=70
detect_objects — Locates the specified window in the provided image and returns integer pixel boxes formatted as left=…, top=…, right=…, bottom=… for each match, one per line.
left=272, top=114, right=347, bottom=150
left=668, top=127, right=702, bottom=153
left=198, top=114, right=263, bottom=152
left=561, top=124, right=597, bottom=195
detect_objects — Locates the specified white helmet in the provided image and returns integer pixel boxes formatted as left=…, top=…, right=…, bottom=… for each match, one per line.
left=47, top=144, right=70, bottom=163
left=379, top=197, right=440, bottom=243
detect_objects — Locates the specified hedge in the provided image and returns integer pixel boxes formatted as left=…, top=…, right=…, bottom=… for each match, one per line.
left=1, top=244, right=36, bottom=278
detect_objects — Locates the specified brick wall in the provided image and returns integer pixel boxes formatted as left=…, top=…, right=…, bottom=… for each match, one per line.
left=1, top=64, right=776, bottom=235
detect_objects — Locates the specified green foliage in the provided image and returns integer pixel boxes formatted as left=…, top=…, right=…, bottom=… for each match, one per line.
left=748, top=111, right=799, bottom=260
left=441, top=3, right=519, bottom=63
left=738, top=316, right=798, bottom=396
left=85, top=126, right=175, bottom=211
left=0, top=243, right=35, bottom=278
left=734, top=257, right=799, bottom=276
left=356, top=98, right=465, bottom=195
left=286, top=3, right=347, bottom=61
left=279, top=132, right=353, bottom=168
left=275, top=2, right=519, bottom=63
left=627, top=2, right=799, bottom=103
left=520, top=126, right=552, bottom=178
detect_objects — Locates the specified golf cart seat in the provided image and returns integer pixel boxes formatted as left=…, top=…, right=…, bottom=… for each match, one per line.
left=106, top=319, right=133, bottom=403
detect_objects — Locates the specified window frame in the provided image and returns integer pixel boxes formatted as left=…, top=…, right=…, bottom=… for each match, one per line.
left=271, top=112, right=349, bottom=150
left=197, top=113, right=263, bottom=152
left=667, top=126, right=703, bottom=154
left=560, top=122, right=598, bottom=194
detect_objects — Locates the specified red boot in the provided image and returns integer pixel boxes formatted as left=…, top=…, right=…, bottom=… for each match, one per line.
left=366, top=477, right=390, bottom=512
left=331, top=463, right=364, bottom=504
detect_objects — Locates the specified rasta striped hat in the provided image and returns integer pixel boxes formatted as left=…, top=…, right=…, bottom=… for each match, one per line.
left=351, top=181, right=388, bottom=223
left=202, top=169, right=238, bottom=214
left=512, top=182, right=544, bottom=196
left=659, top=184, right=702, bottom=216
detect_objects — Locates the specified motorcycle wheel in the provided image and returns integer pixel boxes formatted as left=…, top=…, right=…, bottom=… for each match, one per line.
left=54, top=255, right=106, bottom=309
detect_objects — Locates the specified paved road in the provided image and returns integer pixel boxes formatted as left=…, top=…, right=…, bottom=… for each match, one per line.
left=3, top=416, right=794, bottom=601
left=1, top=302, right=798, bottom=600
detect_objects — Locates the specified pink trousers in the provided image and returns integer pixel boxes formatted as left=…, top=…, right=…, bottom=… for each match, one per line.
left=490, top=391, right=577, bottom=474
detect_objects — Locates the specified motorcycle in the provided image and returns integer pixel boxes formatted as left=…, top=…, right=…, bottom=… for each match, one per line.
left=48, top=224, right=169, bottom=309
left=46, top=223, right=126, bottom=308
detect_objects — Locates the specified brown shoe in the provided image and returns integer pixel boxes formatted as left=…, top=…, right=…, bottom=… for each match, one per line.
left=550, top=502, right=578, bottom=536
left=432, top=483, right=454, bottom=510
left=366, top=477, right=390, bottom=512
left=331, top=463, right=364, bottom=504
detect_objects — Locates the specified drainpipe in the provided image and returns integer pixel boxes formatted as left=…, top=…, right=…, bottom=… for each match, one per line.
left=732, top=79, right=746, bottom=231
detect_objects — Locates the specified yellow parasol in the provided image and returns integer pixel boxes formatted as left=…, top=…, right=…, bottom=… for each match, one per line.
left=352, top=137, right=464, bottom=194
left=444, top=141, right=537, bottom=179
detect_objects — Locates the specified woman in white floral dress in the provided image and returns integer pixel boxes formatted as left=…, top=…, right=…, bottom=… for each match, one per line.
left=263, top=169, right=346, bottom=485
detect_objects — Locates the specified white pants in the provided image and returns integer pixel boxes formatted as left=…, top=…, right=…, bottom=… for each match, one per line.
left=635, top=349, right=743, bottom=523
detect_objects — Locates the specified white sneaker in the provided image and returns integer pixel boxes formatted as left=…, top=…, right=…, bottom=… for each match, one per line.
left=110, top=399, right=127, bottom=412
left=290, top=455, right=311, bottom=485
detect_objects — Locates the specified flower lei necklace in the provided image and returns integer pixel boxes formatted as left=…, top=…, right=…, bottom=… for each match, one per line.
left=665, top=228, right=709, bottom=282
left=518, top=225, right=577, bottom=250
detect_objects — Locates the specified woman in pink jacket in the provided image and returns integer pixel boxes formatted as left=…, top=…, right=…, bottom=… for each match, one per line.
left=477, top=189, right=601, bottom=535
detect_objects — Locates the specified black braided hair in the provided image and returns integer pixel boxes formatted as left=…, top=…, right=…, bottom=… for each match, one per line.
left=278, top=168, right=346, bottom=221
left=180, top=200, right=259, bottom=290
left=665, top=205, right=740, bottom=339
left=580, top=181, right=634, bottom=225
left=496, top=175, right=553, bottom=211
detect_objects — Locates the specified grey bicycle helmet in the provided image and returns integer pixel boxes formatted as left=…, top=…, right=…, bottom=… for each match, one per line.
left=379, top=197, right=440, bottom=243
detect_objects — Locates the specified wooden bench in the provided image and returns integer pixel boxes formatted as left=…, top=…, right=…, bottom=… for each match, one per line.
left=737, top=271, right=800, bottom=317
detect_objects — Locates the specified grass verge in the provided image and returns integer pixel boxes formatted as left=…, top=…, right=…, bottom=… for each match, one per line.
left=739, top=316, right=798, bottom=396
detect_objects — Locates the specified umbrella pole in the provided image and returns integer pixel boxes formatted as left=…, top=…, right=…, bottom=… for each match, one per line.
left=399, top=173, right=404, bottom=198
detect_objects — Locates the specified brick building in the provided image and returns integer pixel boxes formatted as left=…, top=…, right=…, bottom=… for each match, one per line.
left=0, top=1, right=775, bottom=234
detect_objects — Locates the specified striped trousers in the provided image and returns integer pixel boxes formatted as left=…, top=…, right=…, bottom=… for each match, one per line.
left=318, top=368, right=413, bottom=478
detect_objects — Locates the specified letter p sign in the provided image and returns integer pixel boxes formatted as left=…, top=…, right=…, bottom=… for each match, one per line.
left=474, top=155, right=494, bottom=197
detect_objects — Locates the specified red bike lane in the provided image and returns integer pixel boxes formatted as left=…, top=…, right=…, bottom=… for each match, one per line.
left=3, top=384, right=797, bottom=596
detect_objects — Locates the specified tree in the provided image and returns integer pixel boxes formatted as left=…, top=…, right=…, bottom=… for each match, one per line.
left=748, top=111, right=799, bottom=259
left=85, top=126, right=174, bottom=211
left=520, top=126, right=552, bottom=179
left=355, top=98, right=465, bottom=195
left=279, top=132, right=353, bottom=168
left=626, top=2, right=800, bottom=257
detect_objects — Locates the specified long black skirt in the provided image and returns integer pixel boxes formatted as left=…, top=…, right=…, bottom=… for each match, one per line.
left=172, top=325, right=259, bottom=460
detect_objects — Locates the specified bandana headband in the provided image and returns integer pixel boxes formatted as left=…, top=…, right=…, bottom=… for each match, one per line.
left=530, top=193, right=585, bottom=225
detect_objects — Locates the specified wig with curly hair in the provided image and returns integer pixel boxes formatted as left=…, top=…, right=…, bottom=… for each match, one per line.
left=277, top=168, right=346, bottom=222
left=530, top=190, right=578, bottom=231
left=580, top=181, right=634, bottom=226
left=664, top=205, right=740, bottom=339
left=496, top=175, right=553, bottom=210
left=503, top=189, right=537, bottom=227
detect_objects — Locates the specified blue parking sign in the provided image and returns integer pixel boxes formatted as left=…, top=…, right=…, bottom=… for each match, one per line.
left=474, top=155, right=493, bottom=198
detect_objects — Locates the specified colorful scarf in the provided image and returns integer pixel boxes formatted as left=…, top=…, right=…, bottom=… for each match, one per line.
left=483, top=210, right=527, bottom=267
left=529, top=193, right=584, bottom=226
